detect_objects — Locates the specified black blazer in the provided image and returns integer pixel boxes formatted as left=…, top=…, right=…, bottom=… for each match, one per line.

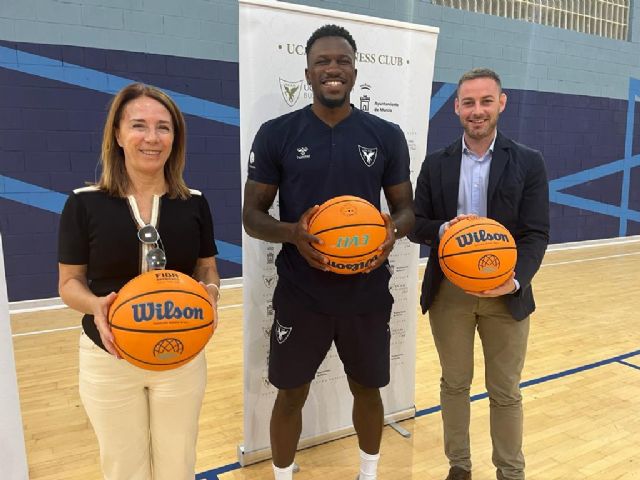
left=409, top=132, right=550, bottom=321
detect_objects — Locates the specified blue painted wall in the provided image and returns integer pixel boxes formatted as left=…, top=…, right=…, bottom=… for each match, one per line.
left=0, top=40, right=242, bottom=300
left=428, top=82, right=640, bottom=242
left=1, top=0, right=639, bottom=301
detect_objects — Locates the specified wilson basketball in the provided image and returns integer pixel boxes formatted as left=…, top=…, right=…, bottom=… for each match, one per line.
left=308, top=195, right=386, bottom=274
left=438, top=217, right=517, bottom=292
left=108, top=270, right=215, bottom=371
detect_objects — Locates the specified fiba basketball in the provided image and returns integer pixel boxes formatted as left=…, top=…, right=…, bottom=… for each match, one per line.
left=438, top=217, right=517, bottom=292
left=307, top=195, right=386, bottom=274
left=108, top=270, right=215, bottom=371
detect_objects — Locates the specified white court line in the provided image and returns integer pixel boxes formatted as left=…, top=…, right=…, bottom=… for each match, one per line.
left=11, top=303, right=244, bottom=338
left=219, top=303, right=243, bottom=310
left=12, top=325, right=82, bottom=337
left=12, top=247, right=640, bottom=337
left=8, top=280, right=243, bottom=314
left=417, top=236, right=640, bottom=268
left=546, top=236, right=640, bottom=252
left=542, top=251, right=640, bottom=267
left=10, top=304, right=69, bottom=315
left=11, top=237, right=639, bottom=314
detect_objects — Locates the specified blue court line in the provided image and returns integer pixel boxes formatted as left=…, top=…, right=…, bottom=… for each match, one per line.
left=196, top=462, right=241, bottom=480
left=0, top=45, right=240, bottom=126
left=617, top=360, right=640, bottom=371
left=0, top=175, right=243, bottom=264
left=196, top=348, right=640, bottom=478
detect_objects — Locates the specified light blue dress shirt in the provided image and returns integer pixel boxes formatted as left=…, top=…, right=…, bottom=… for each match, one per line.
left=439, top=134, right=519, bottom=292
left=457, top=135, right=495, bottom=217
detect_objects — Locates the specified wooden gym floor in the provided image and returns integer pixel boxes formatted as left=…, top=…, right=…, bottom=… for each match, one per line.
left=10, top=238, right=640, bottom=479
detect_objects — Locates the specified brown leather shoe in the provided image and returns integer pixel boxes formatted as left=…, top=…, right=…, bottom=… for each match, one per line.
left=445, top=466, right=471, bottom=480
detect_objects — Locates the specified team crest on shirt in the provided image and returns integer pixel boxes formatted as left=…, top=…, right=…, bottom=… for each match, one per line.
left=279, top=78, right=303, bottom=107
left=274, top=319, right=292, bottom=344
left=358, top=145, right=378, bottom=167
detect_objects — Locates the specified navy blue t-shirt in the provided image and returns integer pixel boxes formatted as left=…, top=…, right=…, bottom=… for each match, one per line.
left=248, top=105, right=410, bottom=315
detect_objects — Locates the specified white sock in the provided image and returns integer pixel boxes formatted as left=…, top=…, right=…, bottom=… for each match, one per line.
left=273, top=462, right=294, bottom=480
left=358, top=448, right=380, bottom=479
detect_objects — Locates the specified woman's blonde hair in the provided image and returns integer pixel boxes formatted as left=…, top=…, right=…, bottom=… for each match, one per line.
left=97, top=83, right=190, bottom=199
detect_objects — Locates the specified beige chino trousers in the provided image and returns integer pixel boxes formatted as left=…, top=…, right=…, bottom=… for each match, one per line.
left=79, top=332, right=206, bottom=480
left=429, top=280, right=530, bottom=480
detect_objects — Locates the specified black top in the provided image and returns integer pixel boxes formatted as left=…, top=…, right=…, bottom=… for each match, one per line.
left=248, top=105, right=410, bottom=314
left=58, top=186, right=218, bottom=349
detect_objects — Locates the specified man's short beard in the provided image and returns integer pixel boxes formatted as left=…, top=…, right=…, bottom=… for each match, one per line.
left=317, top=94, right=348, bottom=109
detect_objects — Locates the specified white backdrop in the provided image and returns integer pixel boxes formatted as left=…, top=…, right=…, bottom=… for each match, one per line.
left=238, top=0, right=438, bottom=464
left=0, top=234, right=29, bottom=479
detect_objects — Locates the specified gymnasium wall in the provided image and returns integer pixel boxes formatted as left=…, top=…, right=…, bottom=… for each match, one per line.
left=1, top=0, right=639, bottom=302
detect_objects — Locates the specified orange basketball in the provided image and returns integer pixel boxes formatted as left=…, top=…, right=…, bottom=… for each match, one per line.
left=438, top=217, right=517, bottom=292
left=308, top=195, right=386, bottom=275
left=108, top=270, right=215, bottom=371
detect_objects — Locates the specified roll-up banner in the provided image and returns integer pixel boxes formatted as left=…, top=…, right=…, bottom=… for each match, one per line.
left=239, top=0, right=438, bottom=465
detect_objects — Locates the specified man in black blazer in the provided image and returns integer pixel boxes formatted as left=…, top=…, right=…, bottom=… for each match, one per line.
left=409, top=68, right=549, bottom=480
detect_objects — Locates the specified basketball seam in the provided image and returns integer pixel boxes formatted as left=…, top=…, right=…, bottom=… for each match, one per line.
left=439, top=245, right=517, bottom=259
left=440, top=262, right=513, bottom=281
left=110, top=320, right=214, bottom=333
left=308, top=198, right=376, bottom=229
left=114, top=342, right=205, bottom=367
left=109, top=288, right=212, bottom=325
left=309, top=244, right=380, bottom=259
left=441, top=221, right=513, bottom=251
left=311, top=222, right=386, bottom=235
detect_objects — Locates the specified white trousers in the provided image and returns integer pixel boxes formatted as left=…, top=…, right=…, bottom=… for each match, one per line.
left=79, top=333, right=207, bottom=480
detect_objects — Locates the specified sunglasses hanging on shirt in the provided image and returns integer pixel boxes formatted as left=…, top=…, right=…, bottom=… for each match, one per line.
left=137, top=224, right=167, bottom=270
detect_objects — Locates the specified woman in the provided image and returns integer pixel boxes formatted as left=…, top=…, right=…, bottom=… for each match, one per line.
left=58, top=83, right=220, bottom=480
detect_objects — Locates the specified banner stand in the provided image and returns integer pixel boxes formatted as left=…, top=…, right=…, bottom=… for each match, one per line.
left=238, top=0, right=438, bottom=465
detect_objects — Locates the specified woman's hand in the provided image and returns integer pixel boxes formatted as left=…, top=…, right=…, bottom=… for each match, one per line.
left=92, top=292, right=120, bottom=357
left=202, top=282, right=220, bottom=330
left=194, top=257, right=221, bottom=332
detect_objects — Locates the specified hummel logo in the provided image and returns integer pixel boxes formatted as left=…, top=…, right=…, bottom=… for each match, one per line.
left=296, top=146, right=310, bottom=160
left=358, top=145, right=378, bottom=167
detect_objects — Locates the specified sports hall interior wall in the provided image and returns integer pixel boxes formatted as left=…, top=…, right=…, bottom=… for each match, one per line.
left=0, top=0, right=639, bottom=301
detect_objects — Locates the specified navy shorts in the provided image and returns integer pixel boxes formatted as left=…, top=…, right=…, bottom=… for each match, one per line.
left=268, top=283, right=392, bottom=390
